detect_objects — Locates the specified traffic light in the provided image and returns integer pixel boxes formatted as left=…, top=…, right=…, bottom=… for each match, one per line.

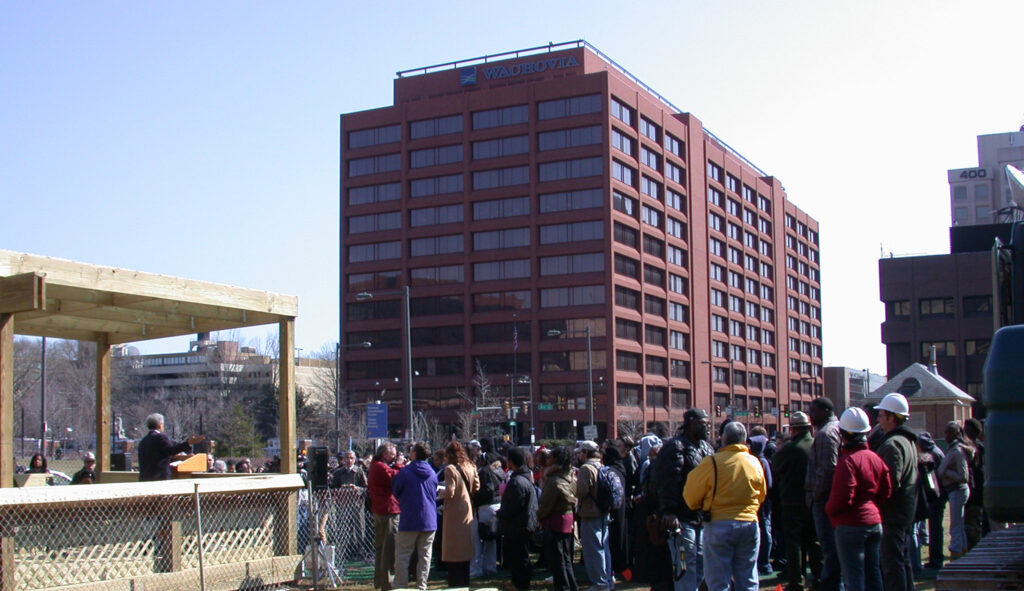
left=503, top=400, right=511, bottom=413
left=521, top=401, right=530, bottom=415
left=753, top=406, right=761, bottom=418
left=714, top=404, right=722, bottom=417
left=783, top=404, right=790, bottom=418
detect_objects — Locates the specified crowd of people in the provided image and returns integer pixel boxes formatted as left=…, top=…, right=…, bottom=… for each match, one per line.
left=313, top=395, right=1001, bottom=591
left=17, top=403, right=1001, bottom=591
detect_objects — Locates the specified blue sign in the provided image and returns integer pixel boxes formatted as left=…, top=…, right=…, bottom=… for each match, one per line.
left=366, top=403, right=388, bottom=438
left=459, top=67, right=477, bottom=86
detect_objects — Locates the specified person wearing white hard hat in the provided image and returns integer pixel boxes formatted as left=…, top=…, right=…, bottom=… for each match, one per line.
left=874, top=394, right=919, bottom=591
left=825, top=408, right=892, bottom=591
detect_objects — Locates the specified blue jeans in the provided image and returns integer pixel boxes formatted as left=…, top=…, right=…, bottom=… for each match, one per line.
left=667, top=523, right=703, bottom=591
left=813, top=501, right=842, bottom=591
left=580, top=515, right=612, bottom=589
left=702, top=520, right=759, bottom=591
left=947, top=485, right=969, bottom=555
left=834, top=523, right=882, bottom=591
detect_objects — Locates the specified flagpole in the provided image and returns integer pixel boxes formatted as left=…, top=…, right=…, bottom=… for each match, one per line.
left=510, top=313, right=517, bottom=442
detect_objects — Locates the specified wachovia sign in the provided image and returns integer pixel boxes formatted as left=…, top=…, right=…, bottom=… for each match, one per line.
left=460, top=55, right=580, bottom=86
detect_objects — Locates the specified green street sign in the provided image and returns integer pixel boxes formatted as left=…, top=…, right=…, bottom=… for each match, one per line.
left=537, top=403, right=554, bottom=411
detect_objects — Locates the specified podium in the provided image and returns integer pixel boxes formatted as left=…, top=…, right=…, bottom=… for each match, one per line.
left=171, top=453, right=208, bottom=478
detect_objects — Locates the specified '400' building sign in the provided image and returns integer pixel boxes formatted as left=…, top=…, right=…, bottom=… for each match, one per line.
left=460, top=55, right=580, bottom=86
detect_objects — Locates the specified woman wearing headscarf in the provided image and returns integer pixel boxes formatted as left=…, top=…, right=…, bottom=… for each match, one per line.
left=441, top=440, right=479, bottom=587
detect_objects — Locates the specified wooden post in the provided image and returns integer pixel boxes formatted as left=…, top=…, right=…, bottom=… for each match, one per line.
left=0, top=315, right=13, bottom=591
left=278, top=319, right=296, bottom=475
left=156, top=519, right=183, bottom=572
left=273, top=493, right=298, bottom=557
left=95, top=335, right=111, bottom=476
left=0, top=314, right=13, bottom=489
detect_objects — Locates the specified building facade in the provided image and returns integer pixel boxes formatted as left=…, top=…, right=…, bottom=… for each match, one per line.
left=340, top=41, right=822, bottom=440
left=877, top=226, right=1006, bottom=414
left=949, top=129, right=1024, bottom=226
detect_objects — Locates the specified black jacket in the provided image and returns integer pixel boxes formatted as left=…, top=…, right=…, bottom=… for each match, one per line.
left=497, top=466, right=538, bottom=535
left=877, top=424, right=919, bottom=528
left=138, top=430, right=192, bottom=481
left=651, top=433, right=714, bottom=520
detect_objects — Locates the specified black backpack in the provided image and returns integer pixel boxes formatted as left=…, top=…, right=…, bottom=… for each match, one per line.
left=474, top=465, right=502, bottom=507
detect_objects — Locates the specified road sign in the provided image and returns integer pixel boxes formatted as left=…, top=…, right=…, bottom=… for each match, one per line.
left=770, top=408, right=779, bottom=417
left=583, top=425, right=598, bottom=441
left=366, top=403, right=388, bottom=439
left=537, top=403, right=554, bottom=411
left=736, top=411, right=749, bottom=417
left=469, top=412, right=482, bottom=418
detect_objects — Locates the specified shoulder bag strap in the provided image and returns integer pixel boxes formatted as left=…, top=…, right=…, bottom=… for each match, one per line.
left=710, top=456, right=718, bottom=512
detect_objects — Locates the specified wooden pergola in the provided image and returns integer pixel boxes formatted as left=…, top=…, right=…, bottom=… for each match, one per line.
left=0, top=250, right=299, bottom=487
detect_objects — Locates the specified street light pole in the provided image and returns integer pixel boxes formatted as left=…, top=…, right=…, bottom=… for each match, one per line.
left=402, top=285, right=413, bottom=441
left=585, top=326, right=593, bottom=427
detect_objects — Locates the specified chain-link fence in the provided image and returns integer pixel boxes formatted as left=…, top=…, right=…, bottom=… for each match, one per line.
left=0, top=475, right=304, bottom=591
left=307, top=487, right=376, bottom=587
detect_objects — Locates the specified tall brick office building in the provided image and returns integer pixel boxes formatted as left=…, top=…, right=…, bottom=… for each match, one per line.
left=340, top=41, right=822, bottom=440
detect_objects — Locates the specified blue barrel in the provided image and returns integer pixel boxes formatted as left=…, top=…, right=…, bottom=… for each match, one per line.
left=983, top=324, right=1024, bottom=522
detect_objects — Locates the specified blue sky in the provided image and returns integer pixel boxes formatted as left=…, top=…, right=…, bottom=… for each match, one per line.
left=3, top=1, right=1022, bottom=373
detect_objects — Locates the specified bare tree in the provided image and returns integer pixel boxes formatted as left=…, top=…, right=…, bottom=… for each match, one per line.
left=471, top=361, right=506, bottom=439
left=616, top=420, right=645, bottom=442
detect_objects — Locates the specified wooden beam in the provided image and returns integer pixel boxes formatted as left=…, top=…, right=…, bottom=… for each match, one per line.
left=0, top=272, right=44, bottom=315
left=278, top=319, right=296, bottom=475
left=0, top=314, right=13, bottom=489
left=95, top=335, right=111, bottom=476
left=0, top=250, right=297, bottom=317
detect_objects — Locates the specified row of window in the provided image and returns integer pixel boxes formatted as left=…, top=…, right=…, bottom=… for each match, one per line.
left=787, top=337, right=823, bottom=358
left=711, top=288, right=777, bottom=324
left=347, top=220, right=605, bottom=262
left=784, top=214, right=819, bottom=245
left=609, top=97, right=685, bottom=158
left=710, top=314, right=777, bottom=345
left=708, top=238, right=776, bottom=279
left=785, top=255, right=820, bottom=283
left=347, top=319, right=614, bottom=350
left=786, top=296, right=822, bottom=320
left=708, top=188, right=775, bottom=235
left=886, top=296, right=991, bottom=320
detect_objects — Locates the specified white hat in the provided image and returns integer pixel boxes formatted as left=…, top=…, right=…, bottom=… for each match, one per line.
left=875, top=393, right=910, bottom=418
left=839, top=407, right=871, bottom=434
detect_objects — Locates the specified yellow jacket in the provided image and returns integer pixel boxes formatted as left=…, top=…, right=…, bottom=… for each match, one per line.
left=683, top=444, right=766, bottom=522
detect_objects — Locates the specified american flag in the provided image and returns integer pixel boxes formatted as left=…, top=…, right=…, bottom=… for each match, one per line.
left=512, top=321, right=518, bottom=351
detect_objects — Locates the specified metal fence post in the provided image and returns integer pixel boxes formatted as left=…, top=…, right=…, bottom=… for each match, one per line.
left=193, top=483, right=207, bottom=591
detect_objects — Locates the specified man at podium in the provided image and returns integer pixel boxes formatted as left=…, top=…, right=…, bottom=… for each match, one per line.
left=138, top=413, right=205, bottom=481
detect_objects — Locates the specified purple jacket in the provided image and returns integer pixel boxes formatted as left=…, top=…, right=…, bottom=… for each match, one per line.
left=392, top=460, right=438, bottom=531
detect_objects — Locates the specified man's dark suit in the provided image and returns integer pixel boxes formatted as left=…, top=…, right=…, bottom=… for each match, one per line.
left=138, top=429, right=192, bottom=481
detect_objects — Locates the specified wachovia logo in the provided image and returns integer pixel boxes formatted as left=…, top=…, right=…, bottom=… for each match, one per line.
left=479, top=55, right=580, bottom=82
left=459, top=67, right=478, bottom=86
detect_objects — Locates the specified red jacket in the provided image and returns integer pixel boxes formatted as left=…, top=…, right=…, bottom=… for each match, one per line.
left=825, top=442, right=892, bottom=528
left=368, top=460, right=401, bottom=515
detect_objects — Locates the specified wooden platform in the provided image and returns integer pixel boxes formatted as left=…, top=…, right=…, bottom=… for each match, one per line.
left=937, top=524, right=1024, bottom=590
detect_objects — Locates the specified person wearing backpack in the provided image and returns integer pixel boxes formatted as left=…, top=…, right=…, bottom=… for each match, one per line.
left=577, top=440, right=613, bottom=591
left=472, top=459, right=504, bottom=577
left=497, top=447, right=539, bottom=591
left=602, top=445, right=630, bottom=580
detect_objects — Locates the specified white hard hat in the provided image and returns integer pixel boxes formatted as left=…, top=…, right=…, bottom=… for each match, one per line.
left=839, top=407, right=871, bottom=434
left=875, top=393, right=910, bottom=418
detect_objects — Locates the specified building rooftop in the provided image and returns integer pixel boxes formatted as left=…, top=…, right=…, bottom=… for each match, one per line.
left=395, top=39, right=770, bottom=179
